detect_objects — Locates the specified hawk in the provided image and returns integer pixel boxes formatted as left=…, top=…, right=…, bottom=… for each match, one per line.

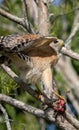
left=0, top=34, right=64, bottom=100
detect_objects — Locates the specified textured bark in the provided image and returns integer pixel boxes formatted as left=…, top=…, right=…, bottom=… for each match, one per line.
left=37, top=0, right=49, bottom=35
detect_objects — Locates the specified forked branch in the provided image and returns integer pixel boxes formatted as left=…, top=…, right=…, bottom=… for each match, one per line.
left=0, top=8, right=35, bottom=33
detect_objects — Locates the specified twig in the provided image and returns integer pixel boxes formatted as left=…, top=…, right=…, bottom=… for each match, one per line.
left=0, top=104, right=11, bottom=130
left=65, top=23, right=79, bottom=46
left=52, top=7, right=79, bottom=23
left=21, top=0, right=35, bottom=33
left=65, top=11, right=79, bottom=45
left=21, top=0, right=28, bottom=19
left=0, top=8, right=35, bottom=33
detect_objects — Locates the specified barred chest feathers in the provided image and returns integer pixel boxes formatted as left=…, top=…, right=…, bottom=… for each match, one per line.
left=19, top=55, right=59, bottom=84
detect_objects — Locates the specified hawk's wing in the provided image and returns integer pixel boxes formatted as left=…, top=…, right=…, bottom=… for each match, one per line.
left=0, top=34, right=57, bottom=54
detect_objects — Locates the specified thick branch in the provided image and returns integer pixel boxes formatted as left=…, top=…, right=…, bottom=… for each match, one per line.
left=0, top=104, right=11, bottom=130
left=0, top=8, right=35, bottom=33
left=37, top=0, right=49, bottom=35
left=26, top=0, right=38, bottom=26
left=0, top=94, right=45, bottom=119
left=61, top=47, right=79, bottom=61
left=65, top=111, right=79, bottom=129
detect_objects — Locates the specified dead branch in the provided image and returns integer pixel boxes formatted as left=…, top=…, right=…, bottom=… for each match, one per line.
left=0, top=104, right=11, bottom=130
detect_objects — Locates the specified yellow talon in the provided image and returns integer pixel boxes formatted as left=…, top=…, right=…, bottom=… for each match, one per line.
left=52, top=90, right=66, bottom=102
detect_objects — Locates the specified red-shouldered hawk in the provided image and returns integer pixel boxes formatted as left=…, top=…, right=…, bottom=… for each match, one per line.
left=0, top=34, right=64, bottom=100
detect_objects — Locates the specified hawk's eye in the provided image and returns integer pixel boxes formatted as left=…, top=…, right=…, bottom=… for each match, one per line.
left=54, top=40, right=58, bottom=44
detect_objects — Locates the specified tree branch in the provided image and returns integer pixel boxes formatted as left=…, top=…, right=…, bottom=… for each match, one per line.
left=1, top=64, right=52, bottom=105
left=0, top=94, right=45, bottom=119
left=61, top=47, right=79, bottom=61
left=0, top=8, right=35, bottom=33
left=45, top=108, right=77, bottom=130
left=26, top=0, right=38, bottom=26
left=52, top=7, right=79, bottom=23
left=21, top=0, right=35, bottom=33
left=65, top=10, right=79, bottom=45
left=1, top=64, right=79, bottom=130
left=65, top=111, right=79, bottom=129
left=0, top=94, right=78, bottom=130
left=1, top=64, right=38, bottom=99
left=0, top=104, right=11, bottom=130
left=37, top=0, right=49, bottom=35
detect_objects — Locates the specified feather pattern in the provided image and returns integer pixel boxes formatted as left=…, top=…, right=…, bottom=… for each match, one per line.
left=0, top=34, right=64, bottom=99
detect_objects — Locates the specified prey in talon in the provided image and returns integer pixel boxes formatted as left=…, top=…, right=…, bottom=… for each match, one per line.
left=52, top=90, right=66, bottom=113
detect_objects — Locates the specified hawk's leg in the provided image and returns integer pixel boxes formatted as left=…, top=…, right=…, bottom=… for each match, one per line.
left=52, top=78, right=66, bottom=112
left=42, top=67, right=53, bottom=100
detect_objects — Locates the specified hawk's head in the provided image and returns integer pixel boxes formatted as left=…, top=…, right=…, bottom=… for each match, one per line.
left=49, top=37, right=64, bottom=53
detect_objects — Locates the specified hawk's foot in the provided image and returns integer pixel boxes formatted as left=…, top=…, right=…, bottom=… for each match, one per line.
left=53, top=99, right=66, bottom=113
left=52, top=90, right=66, bottom=101
left=52, top=90, right=66, bottom=113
